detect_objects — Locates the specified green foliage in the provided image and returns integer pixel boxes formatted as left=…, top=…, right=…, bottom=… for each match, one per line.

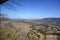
left=37, top=29, right=46, bottom=34
left=29, top=25, right=35, bottom=28
left=0, top=28, right=9, bottom=37
left=54, top=33, right=60, bottom=36
left=0, top=28, right=19, bottom=40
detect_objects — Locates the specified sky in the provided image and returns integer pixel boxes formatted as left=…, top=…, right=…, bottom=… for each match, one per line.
left=1, top=0, right=60, bottom=19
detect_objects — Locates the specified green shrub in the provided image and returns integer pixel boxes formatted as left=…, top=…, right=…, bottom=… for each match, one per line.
left=37, top=29, right=46, bottom=34
left=0, top=28, right=19, bottom=40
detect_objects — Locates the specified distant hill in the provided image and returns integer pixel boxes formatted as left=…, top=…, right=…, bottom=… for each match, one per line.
left=41, top=18, right=60, bottom=22
left=1, top=18, right=60, bottom=24
left=30, top=18, right=60, bottom=24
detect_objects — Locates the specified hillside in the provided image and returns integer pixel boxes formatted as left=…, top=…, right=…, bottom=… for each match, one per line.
left=0, top=18, right=60, bottom=40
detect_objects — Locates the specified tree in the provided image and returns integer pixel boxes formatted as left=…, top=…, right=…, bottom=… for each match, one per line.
left=0, top=0, right=8, bottom=4
left=0, top=0, right=21, bottom=9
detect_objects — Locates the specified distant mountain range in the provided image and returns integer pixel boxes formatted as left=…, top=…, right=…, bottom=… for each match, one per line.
left=31, top=18, right=60, bottom=24
left=1, top=17, right=60, bottom=24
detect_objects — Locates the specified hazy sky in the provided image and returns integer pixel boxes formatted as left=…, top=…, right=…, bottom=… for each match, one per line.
left=1, top=0, right=60, bottom=19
